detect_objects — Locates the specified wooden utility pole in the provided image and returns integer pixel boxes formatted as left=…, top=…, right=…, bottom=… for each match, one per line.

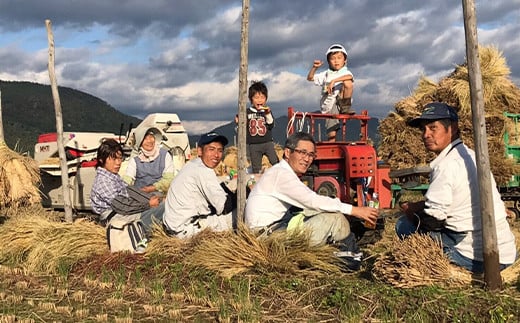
left=236, top=0, right=250, bottom=227
left=46, top=20, right=73, bottom=223
left=461, top=0, right=501, bottom=289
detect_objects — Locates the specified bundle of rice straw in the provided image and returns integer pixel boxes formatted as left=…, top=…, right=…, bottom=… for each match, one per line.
left=372, top=234, right=471, bottom=288
left=501, top=259, right=520, bottom=284
left=0, top=141, right=41, bottom=208
left=185, top=225, right=340, bottom=279
left=146, top=223, right=184, bottom=259
left=378, top=45, right=520, bottom=186
left=0, top=214, right=106, bottom=274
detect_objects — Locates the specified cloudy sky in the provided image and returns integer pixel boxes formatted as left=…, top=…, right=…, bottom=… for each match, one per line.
left=0, top=0, right=518, bottom=134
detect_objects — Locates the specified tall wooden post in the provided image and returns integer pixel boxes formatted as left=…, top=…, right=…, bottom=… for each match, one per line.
left=461, top=0, right=501, bottom=289
left=46, top=20, right=73, bottom=223
left=236, top=0, right=250, bottom=227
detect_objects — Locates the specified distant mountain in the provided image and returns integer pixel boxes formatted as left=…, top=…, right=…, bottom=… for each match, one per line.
left=0, top=80, right=142, bottom=154
left=1, top=80, right=380, bottom=155
left=190, top=115, right=380, bottom=148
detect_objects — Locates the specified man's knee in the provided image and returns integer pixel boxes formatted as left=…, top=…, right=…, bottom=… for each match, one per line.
left=306, top=212, right=350, bottom=240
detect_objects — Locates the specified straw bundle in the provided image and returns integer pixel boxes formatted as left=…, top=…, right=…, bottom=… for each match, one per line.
left=146, top=223, right=184, bottom=259
left=185, top=227, right=270, bottom=278
left=501, top=259, right=520, bottom=285
left=185, top=225, right=340, bottom=279
left=0, top=142, right=41, bottom=208
left=372, top=234, right=471, bottom=288
left=378, top=45, right=520, bottom=186
left=0, top=214, right=106, bottom=274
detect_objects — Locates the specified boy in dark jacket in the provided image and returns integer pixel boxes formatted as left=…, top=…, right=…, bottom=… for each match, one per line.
left=236, top=81, right=279, bottom=173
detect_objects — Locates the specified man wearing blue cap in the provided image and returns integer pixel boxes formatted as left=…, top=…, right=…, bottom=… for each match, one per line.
left=163, top=132, right=236, bottom=238
left=396, top=102, right=517, bottom=273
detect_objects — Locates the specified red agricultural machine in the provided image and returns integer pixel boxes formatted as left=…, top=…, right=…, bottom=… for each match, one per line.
left=287, top=107, right=392, bottom=241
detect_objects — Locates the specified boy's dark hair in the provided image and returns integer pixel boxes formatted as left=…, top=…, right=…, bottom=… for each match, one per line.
left=327, top=51, right=347, bottom=62
left=96, top=138, right=123, bottom=168
left=284, top=132, right=316, bottom=150
left=248, top=81, right=268, bottom=102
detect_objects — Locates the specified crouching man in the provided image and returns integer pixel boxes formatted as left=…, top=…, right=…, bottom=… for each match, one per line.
left=245, top=132, right=378, bottom=270
left=163, top=132, right=236, bottom=238
left=396, top=102, right=517, bottom=273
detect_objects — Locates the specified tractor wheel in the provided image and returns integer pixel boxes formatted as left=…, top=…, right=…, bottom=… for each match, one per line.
left=514, top=199, right=520, bottom=215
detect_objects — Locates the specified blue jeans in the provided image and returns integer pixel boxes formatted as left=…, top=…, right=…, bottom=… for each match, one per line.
left=395, top=215, right=510, bottom=273
left=140, top=202, right=165, bottom=235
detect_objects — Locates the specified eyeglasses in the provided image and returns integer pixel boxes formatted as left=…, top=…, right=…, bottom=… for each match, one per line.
left=293, top=148, right=317, bottom=159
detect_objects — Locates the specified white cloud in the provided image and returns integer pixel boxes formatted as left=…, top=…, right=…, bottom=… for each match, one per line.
left=0, top=0, right=518, bottom=127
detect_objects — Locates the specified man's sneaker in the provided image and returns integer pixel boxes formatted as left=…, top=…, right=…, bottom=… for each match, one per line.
left=334, top=251, right=363, bottom=272
left=135, top=246, right=147, bottom=254
left=135, top=238, right=148, bottom=254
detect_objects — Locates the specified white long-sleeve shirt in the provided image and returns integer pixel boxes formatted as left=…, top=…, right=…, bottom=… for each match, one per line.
left=163, top=158, right=228, bottom=232
left=424, top=138, right=516, bottom=264
left=245, top=159, right=353, bottom=228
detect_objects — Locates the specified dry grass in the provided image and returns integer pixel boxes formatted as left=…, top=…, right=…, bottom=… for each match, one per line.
left=0, top=211, right=106, bottom=274
left=148, top=223, right=341, bottom=279
left=372, top=233, right=472, bottom=288
left=0, top=204, right=518, bottom=310
left=191, top=144, right=284, bottom=176
left=0, top=142, right=41, bottom=209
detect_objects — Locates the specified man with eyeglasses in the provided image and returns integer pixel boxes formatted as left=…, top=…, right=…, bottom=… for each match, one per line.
left=245, top=132, right=378, bottom=270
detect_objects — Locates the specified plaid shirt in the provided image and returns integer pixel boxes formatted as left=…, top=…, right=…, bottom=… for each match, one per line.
left=90, top=167, right=128, bottom=214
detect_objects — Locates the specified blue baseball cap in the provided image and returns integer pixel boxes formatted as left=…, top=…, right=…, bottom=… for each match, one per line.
left=408, top=102, right=459, bottom=127
left=198, top=132, right=228, bottom=147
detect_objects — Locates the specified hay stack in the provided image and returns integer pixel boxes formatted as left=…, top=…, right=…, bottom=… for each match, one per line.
left=220, top=144, right=284, bottom=175
left=0, top=213, right=106, bottom=274
left=0, top=142, right=41, bottom=208
left=372, top=234, right=472, bottom=288
left=378, top=45, right=520, bottom=185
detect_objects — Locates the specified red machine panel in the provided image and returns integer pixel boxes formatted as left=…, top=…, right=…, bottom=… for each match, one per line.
left=342, top=145, right=377, bottom=178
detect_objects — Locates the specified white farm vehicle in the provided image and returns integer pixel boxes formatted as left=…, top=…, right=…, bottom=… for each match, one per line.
left=35, top=113, right=191, bottom=211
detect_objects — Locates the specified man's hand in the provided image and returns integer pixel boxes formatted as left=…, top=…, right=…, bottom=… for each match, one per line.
left=399, top=201, right=425, bottom=222
left=149, top=195, right=161, bottom=208
left=141, top=185, right=156, bottom=193
left=351, top=206, right=378, bottom=226
left=225, top=177, right=238, bottom=192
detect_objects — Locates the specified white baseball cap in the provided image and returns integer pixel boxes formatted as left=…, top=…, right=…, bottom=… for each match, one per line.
left=326, top=44, right=348, bottom=57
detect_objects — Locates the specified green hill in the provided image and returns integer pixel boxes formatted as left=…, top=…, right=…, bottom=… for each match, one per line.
left=0, top=80, right=141, bottom=154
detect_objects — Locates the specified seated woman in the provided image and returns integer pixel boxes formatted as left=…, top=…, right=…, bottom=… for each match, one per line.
left=123, top=127, right=176, bottom=195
